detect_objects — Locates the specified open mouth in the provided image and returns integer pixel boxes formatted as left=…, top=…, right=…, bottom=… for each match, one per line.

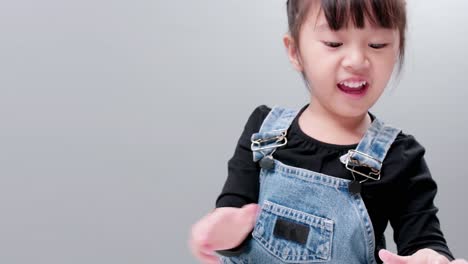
left=337, top=81, right=369, bottom=95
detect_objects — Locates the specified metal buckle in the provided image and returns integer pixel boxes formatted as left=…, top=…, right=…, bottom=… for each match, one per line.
left=345, top=149, right=381, bottom=181
left=251, top=130, right=288, bottom=151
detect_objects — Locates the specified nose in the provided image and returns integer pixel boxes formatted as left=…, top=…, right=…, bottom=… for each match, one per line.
left=342, top=47, right=370, bottom=71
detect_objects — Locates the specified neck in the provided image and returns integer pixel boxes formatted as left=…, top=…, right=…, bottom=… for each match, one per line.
left=299, top=99, right=371, bottom=145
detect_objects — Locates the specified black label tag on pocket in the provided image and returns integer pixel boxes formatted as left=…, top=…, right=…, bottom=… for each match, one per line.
left=273, top=218, right=309, bottom=245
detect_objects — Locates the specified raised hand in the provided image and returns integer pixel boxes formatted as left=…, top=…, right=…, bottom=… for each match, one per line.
left=379, top=248, right=451, bottom=264
left=189, top=204, right=259, bottom=264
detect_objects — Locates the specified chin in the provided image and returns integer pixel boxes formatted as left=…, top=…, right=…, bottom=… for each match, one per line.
left=334, top=108, right=369, bottom=119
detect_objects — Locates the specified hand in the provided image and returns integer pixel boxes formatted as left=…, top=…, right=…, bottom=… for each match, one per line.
left=379, top=248, right=450, bottom=264
left=189, top=204, right=259, bottom=264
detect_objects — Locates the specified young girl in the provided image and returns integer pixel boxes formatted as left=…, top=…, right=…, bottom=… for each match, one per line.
left=190, top=1, right=467, bottom=263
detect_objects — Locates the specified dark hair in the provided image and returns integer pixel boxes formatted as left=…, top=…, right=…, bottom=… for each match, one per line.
left=286, top=0, right=407, bottom=66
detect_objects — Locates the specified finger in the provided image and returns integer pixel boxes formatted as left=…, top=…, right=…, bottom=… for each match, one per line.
left=412, top=248, right=449, bottom=264
left=379, top=249, right=409, bottom=264
left=199, top=246, right=221, bottom=264
left=193, top=211, right=228, bottom=243
left=189, top=231, right=214, bottom=258
left=196, top=250, right=220, bottom=264
left=450, top=260, right=468, bottom=264
left=433, top=254, right=450, bottom=264
left=239, top=204, right=260, bottom=225
left=241, top=203, right=259, bottom=214
left=190, top=223, right=211, bottom=250
left=189, top=240, right=220, bottom=264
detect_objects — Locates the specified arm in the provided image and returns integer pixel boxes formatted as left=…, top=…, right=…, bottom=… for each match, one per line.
left=388, top=136, right=454, bottom=260
left=216, top=105, right=270, bottom=208
left=190, top=106, right=269, bottom=263
left=215, top=105, right=270, bottom=256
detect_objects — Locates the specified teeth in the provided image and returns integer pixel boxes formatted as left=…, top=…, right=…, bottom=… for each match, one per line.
left=340, top=81, right=367, bottom=88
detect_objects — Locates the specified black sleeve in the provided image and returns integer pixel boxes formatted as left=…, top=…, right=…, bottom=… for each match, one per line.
left=215, top=105, right=270, bottom=256
left=389, top=136, right=454, bottom=260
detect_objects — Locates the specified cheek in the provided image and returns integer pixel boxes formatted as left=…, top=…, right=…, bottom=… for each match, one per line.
left=373, top=55, right=397, bottom=79
left=301, top=53, right=338, bottom=81
left=304, top=64, right=332, bottom=87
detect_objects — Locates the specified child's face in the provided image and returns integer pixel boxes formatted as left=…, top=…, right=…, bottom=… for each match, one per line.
left=284, top=3, right=400, bottom=119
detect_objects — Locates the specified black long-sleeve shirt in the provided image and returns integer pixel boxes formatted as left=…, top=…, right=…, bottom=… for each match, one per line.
left=216, top=104, right=454, bottom=262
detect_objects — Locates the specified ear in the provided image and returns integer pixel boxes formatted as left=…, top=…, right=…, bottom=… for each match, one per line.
left=283, top=34, right=303, bottom=72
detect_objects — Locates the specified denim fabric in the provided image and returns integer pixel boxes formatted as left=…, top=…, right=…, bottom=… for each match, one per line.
left=251, top=107, right=300, bottom=162
left=221, top=106, right=400, bottom=264
left=340, top=118, right=401, bottom=173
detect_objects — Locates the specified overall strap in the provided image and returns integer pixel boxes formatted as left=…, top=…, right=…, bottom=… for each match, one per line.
left=341, top=118, right=401, bottom=180
left=250, top=106, right=300, bottom=162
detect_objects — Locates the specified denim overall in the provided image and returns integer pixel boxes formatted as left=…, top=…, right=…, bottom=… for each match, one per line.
left=221, top=106, right=400, bottom=264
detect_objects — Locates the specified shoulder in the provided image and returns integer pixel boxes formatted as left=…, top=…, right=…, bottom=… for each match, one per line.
left=242, top=105, right=272, bottom=131
left=234, top=105, right=272, bottom=144
left=370, top=115, right=426, bottom=161
left=383, top=130, right=427, bottom=170
left=391, top=131, right=425, bottom=157
left=250, top=105, right=271, bottom=120
left=244, top=105, right=301, bottom=132
left=372, top=129, right=431, bottom=188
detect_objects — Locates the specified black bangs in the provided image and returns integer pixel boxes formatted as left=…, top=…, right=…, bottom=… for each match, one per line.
left=321, top=0, right=403, bottom=30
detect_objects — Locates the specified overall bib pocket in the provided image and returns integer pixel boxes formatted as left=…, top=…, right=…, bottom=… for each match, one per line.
left=252, top=200, right=334, bottom=263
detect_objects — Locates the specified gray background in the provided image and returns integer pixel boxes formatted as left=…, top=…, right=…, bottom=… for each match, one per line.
left=0, top=0, right=467, bottom=263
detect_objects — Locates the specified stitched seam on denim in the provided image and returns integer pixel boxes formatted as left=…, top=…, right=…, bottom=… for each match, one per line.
left=348, top=194, right=375, bottom=263
left=252, top=234, right=328, bottom=262
left=257, top=201, right=333, bottom=260
left=252, top=223, right=331, bottom=261
left=356, top=195, right=377, bottom=264
left=277, top=170, right=345, bottom=190
left=326, top=223, right=334, bottom=262
left=263, top=200, right=334, bottom=230
left=342, top=194, right=367, bottom=260
left=252, top=229, right=329, bottom=261
left=273, top=160, right=350, bottom=189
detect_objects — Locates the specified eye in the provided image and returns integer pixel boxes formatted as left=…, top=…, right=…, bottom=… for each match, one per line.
left=369, top=43, right=388, bottom=49
left=323, top=41, right=343, bottom=48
